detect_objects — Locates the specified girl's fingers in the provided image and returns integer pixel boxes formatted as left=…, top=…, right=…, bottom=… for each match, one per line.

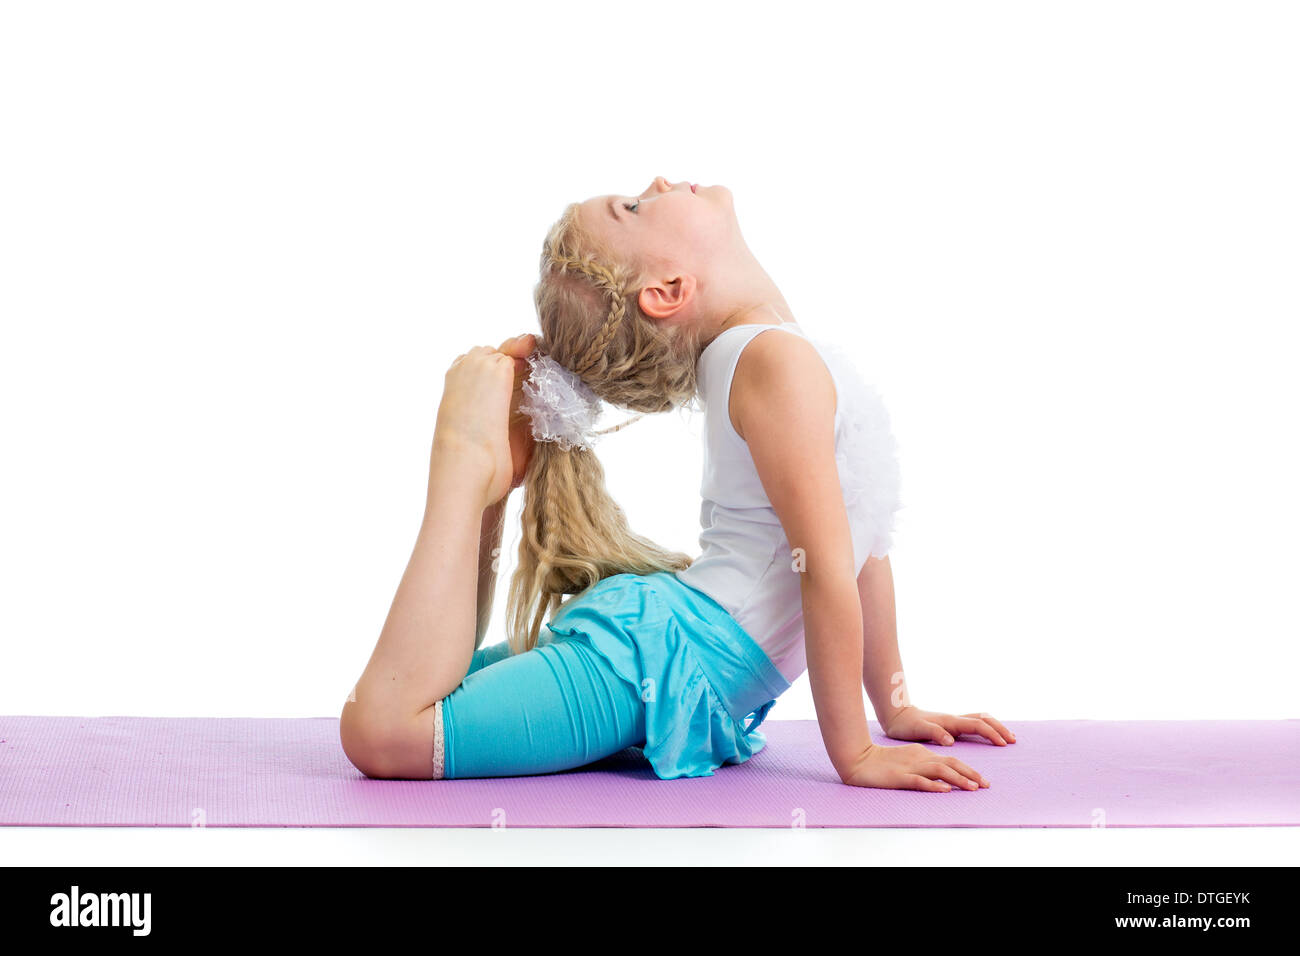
left=929, top=763, right=980, bottom=790
left=979, top=715, right=1016, bottom=743
left=907, top=774, right=952, bottom=793
left=925, top=722, right=955, bottom=746
left=942, top=756, right=989, bottom=788
left=953, top=715, right=1008, bottom=746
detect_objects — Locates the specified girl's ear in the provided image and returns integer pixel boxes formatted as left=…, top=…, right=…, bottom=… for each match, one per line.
left=637, top=274, right=698, bottom=326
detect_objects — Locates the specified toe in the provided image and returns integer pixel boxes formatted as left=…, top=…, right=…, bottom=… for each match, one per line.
left=498, top=332, right=538, bottom=357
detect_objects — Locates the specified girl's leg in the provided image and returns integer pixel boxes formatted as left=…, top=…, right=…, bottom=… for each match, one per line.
left=340, top=342, right=529, bottom=780
left=340, top=450, right=490, bottom=778
left=438, top=634, right=647, bottom=779
left=465, top=638, right=515, bottom=677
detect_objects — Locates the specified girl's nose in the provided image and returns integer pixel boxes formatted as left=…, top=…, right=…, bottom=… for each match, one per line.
left=639, top=176, right=672, bottom=201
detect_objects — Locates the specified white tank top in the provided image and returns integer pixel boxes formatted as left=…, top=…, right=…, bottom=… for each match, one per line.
left=673, top=322, right=903, bottom=683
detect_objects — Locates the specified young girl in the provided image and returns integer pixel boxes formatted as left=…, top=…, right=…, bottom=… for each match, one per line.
left=340, top=177, right=1015, bottom=792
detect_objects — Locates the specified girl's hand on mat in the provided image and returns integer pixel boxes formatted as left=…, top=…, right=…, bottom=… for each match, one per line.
left=882, top=705, right=1017, bottom=748
left=433, top=344, right=524, bottom=507
left=840, top=743, right=988, bottom=793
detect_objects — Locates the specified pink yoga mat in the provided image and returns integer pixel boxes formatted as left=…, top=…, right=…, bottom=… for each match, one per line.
left=1, top=717, right=1296, bottom=828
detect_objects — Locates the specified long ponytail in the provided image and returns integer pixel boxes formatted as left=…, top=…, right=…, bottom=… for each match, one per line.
left=505, top=202, right=702, bottom=652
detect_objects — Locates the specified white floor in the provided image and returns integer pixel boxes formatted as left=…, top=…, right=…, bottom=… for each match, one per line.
left=2, top=825, right=1295, bottom=866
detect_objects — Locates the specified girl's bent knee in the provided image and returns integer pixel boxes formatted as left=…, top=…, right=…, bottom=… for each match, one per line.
left=339, top=699, right=440, bottom=780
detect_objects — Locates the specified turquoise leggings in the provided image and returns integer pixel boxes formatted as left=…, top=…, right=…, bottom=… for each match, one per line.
left=439, top=631, right=648, bottom=778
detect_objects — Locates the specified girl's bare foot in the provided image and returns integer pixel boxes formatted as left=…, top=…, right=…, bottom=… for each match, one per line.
left=499, top=333, right=538, bottom=489
left=431, top=345, right=519, bottom=508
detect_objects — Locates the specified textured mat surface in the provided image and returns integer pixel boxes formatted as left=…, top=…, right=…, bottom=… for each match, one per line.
left=1, top=717, right=1296, bottom=828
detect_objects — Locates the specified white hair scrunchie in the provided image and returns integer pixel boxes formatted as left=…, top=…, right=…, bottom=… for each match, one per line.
left=518, top=351, right=604, bottom=451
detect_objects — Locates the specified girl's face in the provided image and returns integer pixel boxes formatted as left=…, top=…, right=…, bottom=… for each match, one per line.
left=579, top=177, right=736, bottom=284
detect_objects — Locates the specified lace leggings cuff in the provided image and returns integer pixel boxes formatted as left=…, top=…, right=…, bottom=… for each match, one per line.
left=431, top=698, right=446, bottom=780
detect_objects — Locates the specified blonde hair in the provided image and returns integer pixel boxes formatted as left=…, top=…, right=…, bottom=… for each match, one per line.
left=505, top=201, right=703, bottom=653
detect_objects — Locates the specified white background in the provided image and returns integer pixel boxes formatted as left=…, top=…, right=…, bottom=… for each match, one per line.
left=1, top=1, right=1297, bottom=864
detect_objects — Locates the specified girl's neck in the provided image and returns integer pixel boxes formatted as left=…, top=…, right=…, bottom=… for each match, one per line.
left=713, top=302, right=795, bottom=337
left=712, top=287, right=790, bottom=340
left=696, top=248, right=795, bottom=341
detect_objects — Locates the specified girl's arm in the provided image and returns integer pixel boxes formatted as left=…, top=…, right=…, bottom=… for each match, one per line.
left=857, top=555, right=909, bottom=728
left=731, top=332, right=872, bottom=780
left=858, top=519, right=1016, bottom=750
left=733, top=332, right=992, bottom=792
left=472, top=331, right=537, bottom=652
